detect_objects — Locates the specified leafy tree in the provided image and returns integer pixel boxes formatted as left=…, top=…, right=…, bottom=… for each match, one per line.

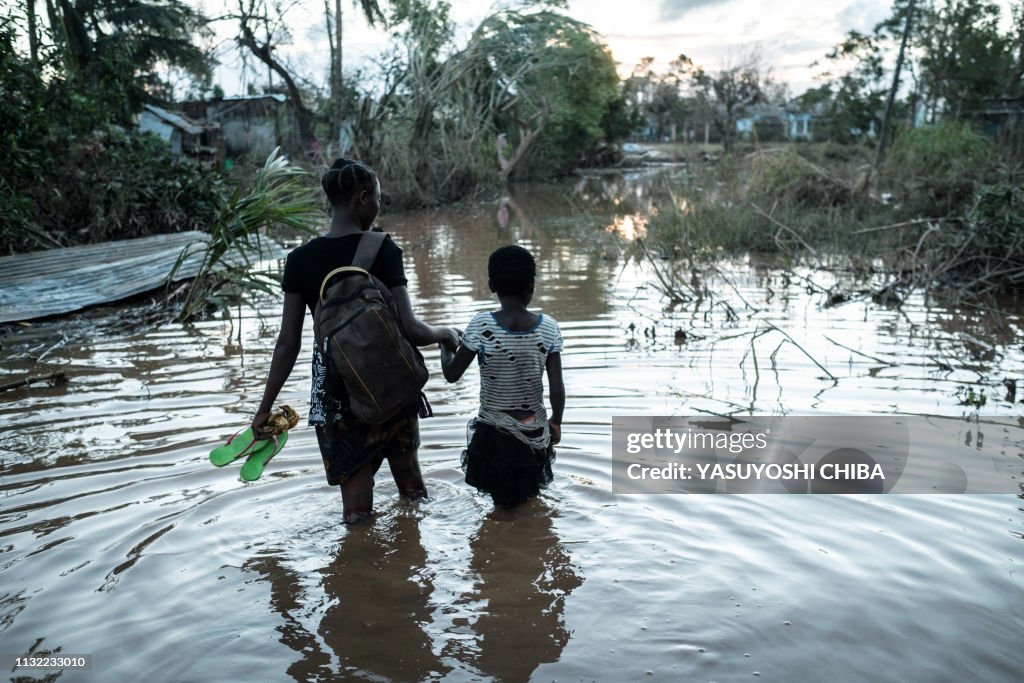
left=819, top=0, right=1017, bottom=136
left=623, top=58, right=690, bottom=141
left=1, top=7, right=223, bottom=253
left=358, top=0, right=630, bottom=202
left=44, top=0, right=212, bottom=122
left=814, top=31, right=889, bottom=141
left=600, top=93, right=643, bottom=142
left=1, top=14, right=50, bottom=245
left=499, top=11, right=624, bottom=174
left=914, top=0, right=1013, bottom=120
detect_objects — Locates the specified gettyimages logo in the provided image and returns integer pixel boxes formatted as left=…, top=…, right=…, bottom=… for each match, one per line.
left=611, top=416, right=1023, bottom=494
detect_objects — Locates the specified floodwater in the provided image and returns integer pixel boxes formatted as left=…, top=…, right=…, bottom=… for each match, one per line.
left=1, top=169, right=1023, bottom=682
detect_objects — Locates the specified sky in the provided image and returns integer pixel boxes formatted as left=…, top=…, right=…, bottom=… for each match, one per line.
left=190, top=0, right=1005, bottom=98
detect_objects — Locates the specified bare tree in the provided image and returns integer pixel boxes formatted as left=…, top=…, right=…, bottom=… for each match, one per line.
left=234, top=0, right=318, bottom=146
left=323, top=0, right=383, bottom=145
left=683, top=51, right=771, bottom=152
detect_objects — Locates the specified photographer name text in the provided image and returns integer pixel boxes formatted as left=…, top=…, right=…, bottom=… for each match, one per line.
left=625, top=461, right=885, bottom=482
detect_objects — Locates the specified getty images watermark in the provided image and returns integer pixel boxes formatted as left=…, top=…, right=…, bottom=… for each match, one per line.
left=612, top=416, right=1024, bottom=494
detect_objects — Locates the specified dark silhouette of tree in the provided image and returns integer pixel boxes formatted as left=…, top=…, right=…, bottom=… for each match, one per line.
left=45, top=0, right=211, bottom=121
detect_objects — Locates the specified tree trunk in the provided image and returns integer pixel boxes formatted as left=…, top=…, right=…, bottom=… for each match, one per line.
left=1012, top=8, right=1024, bottom=96
left=334, top=0, right=343, bottom=145
left=322, top=0, right=338, bottom=143
left=875, top=0, right=915, bottom=169
left=500, top=123, right=544, bottom=183
left=26, top=0, right=38, bottom=66
left=238, top=21, right=318, bottom=147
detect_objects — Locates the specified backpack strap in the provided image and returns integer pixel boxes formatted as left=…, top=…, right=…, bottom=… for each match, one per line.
left=317, top=231, right=390, bottom=301
left=352, top=230, right=388, bottom=270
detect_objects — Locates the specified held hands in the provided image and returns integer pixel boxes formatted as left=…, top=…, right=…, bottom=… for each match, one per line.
left=439, top=328, right=467, bottom=383
left=440, top=327, right=462, bottom=352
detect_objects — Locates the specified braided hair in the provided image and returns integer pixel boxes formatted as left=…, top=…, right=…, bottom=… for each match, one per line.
left=322, top=158, right=377, bottom=206
left=488, top=245, right=536, bottom=296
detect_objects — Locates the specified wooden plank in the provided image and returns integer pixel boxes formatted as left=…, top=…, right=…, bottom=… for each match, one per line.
left=0, top=232, right=287, bottom=323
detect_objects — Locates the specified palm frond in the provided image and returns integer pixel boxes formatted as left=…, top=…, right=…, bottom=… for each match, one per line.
left=179, top=148, right=320, bottom=320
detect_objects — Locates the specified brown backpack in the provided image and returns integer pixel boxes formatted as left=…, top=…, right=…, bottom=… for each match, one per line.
left=313, top=231, right=430, bottom=426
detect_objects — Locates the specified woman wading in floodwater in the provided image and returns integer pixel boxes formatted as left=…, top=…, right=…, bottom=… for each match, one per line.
left=251, top=158, right=460, bottom=523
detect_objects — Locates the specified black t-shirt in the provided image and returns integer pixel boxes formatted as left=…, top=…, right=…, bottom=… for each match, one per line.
left=281, top=233, right=408, bottom=313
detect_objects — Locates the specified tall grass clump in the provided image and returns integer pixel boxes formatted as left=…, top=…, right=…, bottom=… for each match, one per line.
left=174, top=149, right=320, bottom=320
left=884, top=121, right=997, bottom=216
left=639, top=148, right=895, bottom=265
left=746, top=149, right=854, bottom=210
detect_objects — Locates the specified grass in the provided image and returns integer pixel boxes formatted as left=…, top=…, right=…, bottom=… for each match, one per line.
left=632, top=135, right=1019, bottom=301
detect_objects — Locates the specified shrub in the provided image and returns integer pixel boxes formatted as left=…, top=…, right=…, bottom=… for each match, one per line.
left=746, top=149, right=853, bottom=209
left=884, top=121, right=996, bottom=216
left=925, top=176, right=1024, bottom=296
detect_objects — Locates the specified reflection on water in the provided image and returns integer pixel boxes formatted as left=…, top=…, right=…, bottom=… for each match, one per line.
left=253, top=511, right=448, bottom=682
left=318, top=514, right=443, bottom=681
left=0, top=167, right=1022, bottom=681
left=247, top=502, right=580, bottom=682
left=456, top=502, right=581, bottom=681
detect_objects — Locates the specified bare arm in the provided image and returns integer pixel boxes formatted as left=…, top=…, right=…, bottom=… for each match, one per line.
left=440, top=343, right=477, bottom=383
left=251, top=292, right=305, bottom=435
left=390, top=284, right=459, bottom=349
left=546, top=352, right=565, bottom=445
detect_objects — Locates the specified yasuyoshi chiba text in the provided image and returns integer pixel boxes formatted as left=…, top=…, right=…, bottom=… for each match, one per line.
left=626, top=462, right=885, bottom=482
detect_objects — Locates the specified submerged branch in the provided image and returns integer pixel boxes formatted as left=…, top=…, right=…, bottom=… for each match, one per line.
left=762, top=322, right=837, bottom=381
left=0, top=371, right=67, bottom=393
left=751, top=202, right=817, bottom=256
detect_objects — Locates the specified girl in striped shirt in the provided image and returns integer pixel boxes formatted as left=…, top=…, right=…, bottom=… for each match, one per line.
left=441, top=245, right=565, bottom=507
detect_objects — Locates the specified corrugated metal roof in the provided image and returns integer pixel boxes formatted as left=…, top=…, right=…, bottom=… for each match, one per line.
left=222, top=93, right=288, bottom=103
left=0, top=232, right=287, bottom=323
left=142, top=104, right=205, bottom=135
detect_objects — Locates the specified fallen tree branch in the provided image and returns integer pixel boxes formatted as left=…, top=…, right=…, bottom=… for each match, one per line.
left=762, top=322, right=836, bottom=381
left=824, top=335, right=896, bottom=366
left=851, top=218, right=943, bottom=235
left=0, top=371, right=67, bottom=393
left=751, top=202, right=817, bottom=256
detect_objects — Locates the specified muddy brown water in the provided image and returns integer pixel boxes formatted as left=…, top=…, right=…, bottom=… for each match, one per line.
left=1, top=170, right=1023, bottom=682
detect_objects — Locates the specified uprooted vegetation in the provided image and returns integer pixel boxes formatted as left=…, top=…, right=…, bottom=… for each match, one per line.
left=633, top=127, right=1021, bottom=303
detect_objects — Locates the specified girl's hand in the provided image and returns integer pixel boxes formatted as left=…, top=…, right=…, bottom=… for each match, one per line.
left=549, top=421, right=561, bottom=445
left=251, top=412, right=271, bottom=439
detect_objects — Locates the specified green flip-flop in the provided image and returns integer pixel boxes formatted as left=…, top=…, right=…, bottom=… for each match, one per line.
left=240, top=431, right=288, bottom=481
left=209, top=428, right=268, bottom=467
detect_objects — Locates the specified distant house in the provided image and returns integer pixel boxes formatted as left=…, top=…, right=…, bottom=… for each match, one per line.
left=736, top=103, right=829, bottom=142
left=737, top=104, right=787, bottom=142
left=979, top=96, right=1024, bottom=155
left=182, top=94, right=301, bottom=161
left=138, top=104, right=208, bottom=163
left=787, top=112, right=814, bottom=141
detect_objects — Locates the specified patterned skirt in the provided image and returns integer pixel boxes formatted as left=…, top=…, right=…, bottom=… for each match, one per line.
left=315, top=411, right=420, bottom=486
left=461, top=420, right=555, bottom=507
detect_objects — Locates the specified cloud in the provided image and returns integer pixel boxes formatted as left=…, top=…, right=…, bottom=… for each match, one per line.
left=658, top=0, right=731, bottom=21
left=836, top=0, right=891, bottom=33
